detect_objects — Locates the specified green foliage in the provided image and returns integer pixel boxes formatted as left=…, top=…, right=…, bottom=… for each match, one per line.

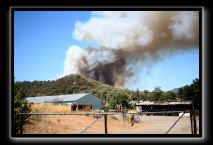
left=15, top=74, right=133, bottom=103
left=152, top=86, right=163, bottom=101
left=108, top=91, right=131, bottom=109
left=17, top=75, right=111, bottom=95
left=143, top=90, right=149, bottom=100
left=131, top=89, right=143, bottom=102
left=14, top=83, right=31, bottom=134
left=161, top=91, right=176, bottom=101
left=178, top=78, right=200, bottom=108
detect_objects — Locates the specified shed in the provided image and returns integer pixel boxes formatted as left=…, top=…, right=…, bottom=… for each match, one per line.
left=135, top=101, right=193, bottom=115
left=26, top=93, right=102, bottom=111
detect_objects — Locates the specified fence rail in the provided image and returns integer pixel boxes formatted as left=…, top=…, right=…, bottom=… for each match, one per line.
left=19, top=110, right=191, bottom=115
left=19, top=110, right=198, bottom=134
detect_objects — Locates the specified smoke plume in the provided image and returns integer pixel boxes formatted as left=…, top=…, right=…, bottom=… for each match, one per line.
left=63, top=11, right=199, bottom=86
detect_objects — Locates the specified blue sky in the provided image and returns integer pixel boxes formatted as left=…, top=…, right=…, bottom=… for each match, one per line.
left=14, top=11, right=96, bottom=80
left=124, top=49, right=199, bottom=91
left=14, top=11, right=199, bottom=91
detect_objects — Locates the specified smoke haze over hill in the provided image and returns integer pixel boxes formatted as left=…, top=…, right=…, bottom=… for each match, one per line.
left=63, top=11, right=199, bottom=86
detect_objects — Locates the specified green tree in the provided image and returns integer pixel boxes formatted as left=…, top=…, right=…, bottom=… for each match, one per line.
left=14, top=82, right=31, bottom=134
left=108, top=91, right=131, bottom=109
left=135, top=89, right=141, bottom=103
left=178, top=78, right=200, bottom=109
left=131, top=90, right=136, bottom=101
left=152, top=86, right=163, bottom=101
left=143, top=90, right=149, bottom=100
left=161, top=91, right=176, bottom=101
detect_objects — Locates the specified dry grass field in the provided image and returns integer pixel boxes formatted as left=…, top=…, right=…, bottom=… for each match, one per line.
left=31, top=103, right=72, bottom=113
left=23, top=104, right=198, bottom=134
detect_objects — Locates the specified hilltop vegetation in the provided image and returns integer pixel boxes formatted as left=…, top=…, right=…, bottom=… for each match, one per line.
left=15, top=74, right=132, bottom=101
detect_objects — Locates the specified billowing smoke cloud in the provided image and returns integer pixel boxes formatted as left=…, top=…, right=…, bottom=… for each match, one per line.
left=63, top=11, right=199, bottom=86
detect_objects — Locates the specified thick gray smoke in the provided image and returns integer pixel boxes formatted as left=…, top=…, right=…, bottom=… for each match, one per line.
left=63, top=11, right=199, bottom=86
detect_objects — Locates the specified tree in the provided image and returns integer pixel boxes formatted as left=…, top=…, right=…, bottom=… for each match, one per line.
left=14, top=82, right=31, bottom=134
left=152, top=86, right=163, bottom=101
left=178, top=78, right=200, bottom=109
left=131, top=90, right=136, bottom=101
left=135, top=89, right=141, bottom=103
left=143, top=90, right=149, bottom=100
left=191, top=78, right=200, bottom=108
left=161, top=91, right=176, bottom=101
left=108, top=91, right=131, bottom=110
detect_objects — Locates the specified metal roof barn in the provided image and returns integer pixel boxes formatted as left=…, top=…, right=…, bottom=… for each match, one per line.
left=135, top=101, right=193, bottom=115
left=26, top=93, right=102, bottom=110
left=136, top=101, right=192, bottom=106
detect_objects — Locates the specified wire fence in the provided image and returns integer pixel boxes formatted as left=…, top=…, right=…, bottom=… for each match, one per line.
left=19, top=110, right=198, bottom=134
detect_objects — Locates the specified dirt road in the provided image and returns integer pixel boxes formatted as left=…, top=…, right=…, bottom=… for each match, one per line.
left=23, top=114, right=193, bottom=134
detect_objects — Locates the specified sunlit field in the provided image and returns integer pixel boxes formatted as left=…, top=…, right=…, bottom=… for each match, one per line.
left=21, top=103, right=197, bottom=134
left=31, top=103, right=72, bottom=113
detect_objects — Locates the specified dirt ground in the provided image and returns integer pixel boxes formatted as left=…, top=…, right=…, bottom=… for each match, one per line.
left=23, top=104, right=199, bottom=134
left=23, top=113, right=195, bottom=134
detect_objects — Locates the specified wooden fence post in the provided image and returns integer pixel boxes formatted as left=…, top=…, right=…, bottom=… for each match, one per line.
left=193, top=112, right=197, bottom=134
left=104, top=114, right=108, bottom=134
left=20, top=114, right=23, bottom=134
left=190, top=111, right=194, bottom=134
left=122, top=111, right=125, bottom=124
left=190, top=110, right=197, bottom=134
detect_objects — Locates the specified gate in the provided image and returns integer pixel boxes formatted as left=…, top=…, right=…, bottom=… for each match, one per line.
left=18, top=110, right=197, bottom=134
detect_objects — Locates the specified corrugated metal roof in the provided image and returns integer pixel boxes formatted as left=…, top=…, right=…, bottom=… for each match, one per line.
left=26, top=93, right=90, bottom=103
left=154, top=102, right=169, bottom=105
left=168, top=102, right=192, bottom=105
left=59, top=93, right=89, bottom=102
left=136, top=101, right=192, bottom=106
left=137, top=101, right=154, bottom=105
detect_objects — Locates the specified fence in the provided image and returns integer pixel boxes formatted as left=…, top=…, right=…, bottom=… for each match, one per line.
left=18, top=110, right=198, bottom=134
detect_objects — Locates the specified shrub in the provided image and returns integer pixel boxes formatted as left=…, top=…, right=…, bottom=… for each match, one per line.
left=14, top=84, right=31, bottom=134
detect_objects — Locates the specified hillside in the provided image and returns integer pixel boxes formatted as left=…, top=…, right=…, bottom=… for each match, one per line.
left=15, top=74, right=131, bottom=100
left=15, top=75, right=200, bottom=109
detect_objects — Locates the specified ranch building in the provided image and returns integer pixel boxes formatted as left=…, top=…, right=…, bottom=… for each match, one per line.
left=26, top=93, right=102, bottom=111
left=135, top=101, right=193, bottom=116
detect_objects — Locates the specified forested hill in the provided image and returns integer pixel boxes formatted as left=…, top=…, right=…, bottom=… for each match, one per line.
left=15, top=74, right=129, bottom=99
